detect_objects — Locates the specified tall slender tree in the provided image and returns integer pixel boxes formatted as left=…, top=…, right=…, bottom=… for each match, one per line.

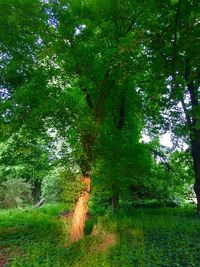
left=139, top=0, right=200, bottom=212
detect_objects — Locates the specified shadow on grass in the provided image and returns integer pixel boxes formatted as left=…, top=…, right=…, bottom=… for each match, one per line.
left=2, top=205, right=200, bottom=267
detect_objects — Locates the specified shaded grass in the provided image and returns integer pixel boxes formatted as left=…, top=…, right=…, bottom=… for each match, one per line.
left=1, top=204, right=200, bottom=266
left=0, top=204, right=66, bottom=266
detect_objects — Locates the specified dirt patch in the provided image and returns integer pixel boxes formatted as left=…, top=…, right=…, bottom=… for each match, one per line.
left=98, top=233, right=116, bottom=252
left=0, top=251, right=9, bottom=267
left=0, top=246, right=24, bottom=267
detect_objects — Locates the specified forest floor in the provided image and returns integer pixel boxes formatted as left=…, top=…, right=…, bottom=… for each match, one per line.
left=0, top=204, right=200, bottom=267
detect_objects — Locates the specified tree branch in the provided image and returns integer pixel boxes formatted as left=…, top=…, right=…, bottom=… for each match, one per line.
left=79, top=84, right=94, bottom=111
left=180, top=97, right=192, bottom=128
left=150, top=148, right=173, bottom=171
left=172, top=0, right=182, bottom=83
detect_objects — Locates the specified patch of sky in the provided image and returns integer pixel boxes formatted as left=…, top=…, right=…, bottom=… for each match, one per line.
left=75, top=25, right=86, bottom=36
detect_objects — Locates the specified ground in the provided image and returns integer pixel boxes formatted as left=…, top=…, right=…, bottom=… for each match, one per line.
left=0, top=204, right=200, bottom=266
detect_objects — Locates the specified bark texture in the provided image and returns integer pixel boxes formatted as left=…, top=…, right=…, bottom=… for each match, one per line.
left=70, top=175, right=91, bottom=242
left=184, top=59, right=200, bottom=214
left=70, top=69, right=110, bottom=242
left=191, top=136, right=200, bottom=214
left=111, top=95, right=125, bottom=211
left=112, top=193, right=119, bottom=211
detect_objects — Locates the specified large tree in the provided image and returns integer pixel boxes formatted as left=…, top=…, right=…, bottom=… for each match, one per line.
left=48, top=0, right=151, bottom=241
left=1, top=0, right=152, bottom=242
left=3, top=0, right=198, bottom=245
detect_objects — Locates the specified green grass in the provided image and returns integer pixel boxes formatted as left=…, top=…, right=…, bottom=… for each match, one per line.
left=1, top=204, right=200, bottom=266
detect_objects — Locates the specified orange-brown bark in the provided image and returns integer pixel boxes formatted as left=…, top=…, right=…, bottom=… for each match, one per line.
left=70, top=70, right=109, bottom=243
left=70, top=175, right=91, bottom=243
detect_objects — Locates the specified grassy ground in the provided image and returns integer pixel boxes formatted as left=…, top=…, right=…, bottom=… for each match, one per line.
left=0, top=204, right=200, bottom=267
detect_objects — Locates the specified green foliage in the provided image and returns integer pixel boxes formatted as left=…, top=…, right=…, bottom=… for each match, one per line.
left=41, top=167, right=82, bottom=210
left=0, top=178, right=33, bottom=208
left=0, top=0, right=199, bottom=217
left=41, top=168, right=63, bottom=203
left=1, top=204, right=200, bottom=266
left=0, top=203, right=65, bottom=266
left=171, top=0, right=179, bottom=4
left=0, top=1, right=200, bottom=266
left=0, top=133, right=50, bottom=184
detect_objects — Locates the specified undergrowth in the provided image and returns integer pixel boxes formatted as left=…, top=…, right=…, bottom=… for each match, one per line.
left=0, top=204, right=200, bottom=266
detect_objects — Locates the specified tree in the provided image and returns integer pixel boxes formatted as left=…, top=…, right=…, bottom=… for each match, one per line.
left=3, top=0, right=198, bottom=245
left=0, top=131, right=50, bottom=201
left=0, top=177, right=33, bottom=208
left=138, top=0, right=200, bottom=213
left=1, top=0, right=153, bottom=241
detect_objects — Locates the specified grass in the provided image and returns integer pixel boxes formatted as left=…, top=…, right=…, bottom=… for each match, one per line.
left=1, top=204, right=200, bottom=266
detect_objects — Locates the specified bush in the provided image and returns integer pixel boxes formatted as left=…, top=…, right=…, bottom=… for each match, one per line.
left=0, top=178, right=33, bottom=208
left=41, top=168, right=62, bottom=203
left=41, top=167, right=82, bottom=210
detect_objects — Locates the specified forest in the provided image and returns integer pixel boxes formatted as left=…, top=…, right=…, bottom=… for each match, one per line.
left=0, top=0, right=200, bottom=266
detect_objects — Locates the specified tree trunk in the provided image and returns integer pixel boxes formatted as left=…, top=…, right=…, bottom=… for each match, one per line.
left=34, top=198, right=45, bottom=208
left=111, top=182, right=119, bottom=212
left=191, top=136, right=200, bottom=215
left=69, top=68, right=109, bottom=242
left=32, top=179, right=42, bottom=202
left=70, top=175, right=91, bottom=242
left=184, top=58, right=200, bottom=214
left=110, top=95, right=125, bottom=212
left=112, top=193, right=119, bottom=211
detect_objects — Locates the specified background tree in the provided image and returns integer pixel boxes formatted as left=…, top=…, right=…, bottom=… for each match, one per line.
left=136, top=0, right=200, bottom=212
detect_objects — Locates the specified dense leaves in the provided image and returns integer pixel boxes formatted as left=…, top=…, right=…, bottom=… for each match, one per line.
left=0, top=0, right=199, bottom=211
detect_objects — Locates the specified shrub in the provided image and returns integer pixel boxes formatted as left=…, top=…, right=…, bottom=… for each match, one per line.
left=41, top=167, right=82, bottom=210
left=0, top=178, right=33, bottom=208
left=41, top=168, right=62, bottom=203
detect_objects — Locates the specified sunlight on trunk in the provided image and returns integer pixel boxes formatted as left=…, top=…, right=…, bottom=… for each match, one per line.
left=70, top=175, right=91, bottom=242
